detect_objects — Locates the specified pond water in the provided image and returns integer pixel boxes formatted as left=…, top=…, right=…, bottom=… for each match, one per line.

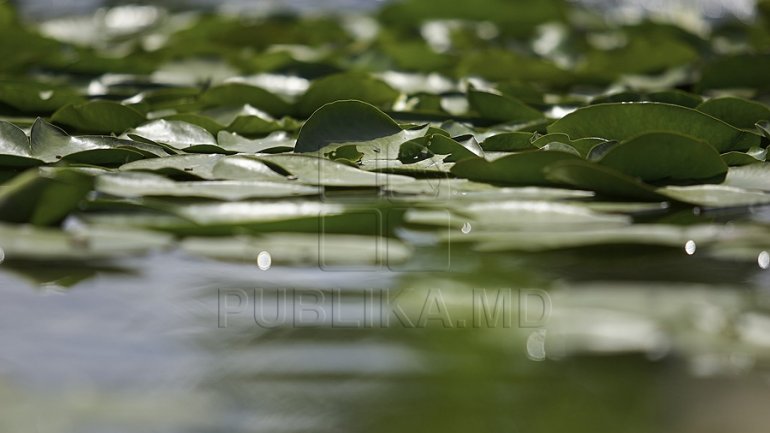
left=3, top=222, right=770, bottom=432
left=1, top=1, right=770, bottom=432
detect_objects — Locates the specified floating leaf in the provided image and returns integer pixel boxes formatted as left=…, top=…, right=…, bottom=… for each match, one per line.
left=544, top=160, right=667, bottom=201
left=51, top=100, right=146, bottom=134
left=128, top=119, right=221, bottom=151
left=723, top=164, right=770, bottom=191
left=121, top=154, right=224, bottom=179
left=96, top=172, right=319, bottom=200
left=597, top=132, right=727, bottom=183
left=467, top=89, right=543, bottom=123
left=548, top=102, right=759, bottom=152
left=217, top=131, right=295, bottom=153
left=721, top=147, right=767, bottom=166
left=200, top=83, right=292, bottom=117
left=0, top=120, right=41, bottom=167
left=30, top=118, right=161, bottom=165
left=658, top=185, right=770, bottom=207
left=181, top=233, right=411, bottom=266
left=0, top=167, right=93, bottom=226
left=294, top=100, right=402, bottom=153
left=0, top=223, right=173, bottom=261
left=699, top=54, right=770, bottom=92
left=0, top=80, right=84, bottom=114
left=697, top=97, right=770, bottom=130
left=256, top=154, right=414, bottom=187
left=480, top=132, right=534, bottom=151
left=451, top=150, right=580, bottom=186
left=296, top=73, right=400, bottom=117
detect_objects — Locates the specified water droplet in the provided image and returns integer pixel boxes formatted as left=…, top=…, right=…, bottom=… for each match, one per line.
left=684, top=240, right=696, bottom=255
left=759, top=251, right=770, bottom=270
left=257, top=251, right=272, bottom=270
left=526, top=329, right=547, bottom=361
left=38, top=90, right=53, bottom=100
left=461, top=222, right=472, bottom=234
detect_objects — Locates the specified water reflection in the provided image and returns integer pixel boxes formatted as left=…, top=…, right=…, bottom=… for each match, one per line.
left=2, top=241, right=770, bottom=431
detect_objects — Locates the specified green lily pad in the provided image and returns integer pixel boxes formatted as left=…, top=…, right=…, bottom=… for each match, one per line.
left=480, top=132, right=535, bottom=151
left=467, top=89, right=543, bottom=123
left=296, top=73, right=400, bottom=117
left=402, top=134, right=484, bottom=163
left=548, top=102, right=759, bottom=152
left=255, top=153, right=414, bottom=187
left=128, top=119, right=216, bottom=147
left=217, top=131, right=295, bottom=153
left=51, top=100, right=146, bottom=134
left=596, top=132, right=728, bottom=183
left=208, top=155, right=290, bottom=181
left=0, top=80, right=84, bottom=114
left=697, top=97, right=770, bottom=130
left=120, top=154, right=225, bottom=179
left=96, top=172, right=319, bottom=200
left=721, top=147, right=767, bottom=166
left=469, top=224, right=758, bottom=252
left=658, top=185, right=770, bottom=208
left=544, top=160, right=667, bottom=201
left=0, top=223, right=173, bottom=261
left=723, top=164, right=770, bottom=191
left=0, top=120, right=42, bottom=167
left=294, top=100, right=403, bottom=153
left=200, top=82, right=292, bottom=117
left=180, top=233, right=411, bottom=266
left=699, top=54, right=770, bottom=92
left=532, top=133, right=608, bottom=158
left=451, top=150, right=581, bottom=186
left=0, top=167, right=93, bottom=226
left=30, top=118, right=162, bottom=165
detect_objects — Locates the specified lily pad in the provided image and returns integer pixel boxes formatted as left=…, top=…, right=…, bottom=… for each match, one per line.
left=596, top=132, right=727, bottom=183
left=294, top=100, right=403, bottom=153
left=51, top=100, right=146, bottom=134
left=96, top=172, right=319, bottom=200
left=548, top=102, right=759, bottom=152
left=697, top=97, right=770, bottom=130
left=128, top=119, right=217, bottom=149
left=467, top=89, right=543, bottom=123
left=451, top=150, right=581, bottom=186
left=180, top=233, right=411, bottom=266
left=255, top=154, right=414, bottom=187
left=0, top=167, right=93, bottom=226
left=296, top=73, right=400, bottom=117
left=200, top=82, right=292, bottom=117
left=544, top=160, right=667, bottom=201
left=0, top=223, right=173, bottom=261
left=30, top=118, right=162, bottom=165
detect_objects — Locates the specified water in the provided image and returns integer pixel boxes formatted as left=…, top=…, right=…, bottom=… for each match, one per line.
left=2, top=1, right=770, bottom=432
left=3, top=238, right=770, bottom=432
